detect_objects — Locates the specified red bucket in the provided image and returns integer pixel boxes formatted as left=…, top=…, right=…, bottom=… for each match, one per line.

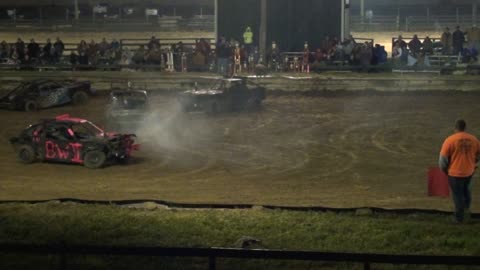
left=427, top=167, right=450, bottom=197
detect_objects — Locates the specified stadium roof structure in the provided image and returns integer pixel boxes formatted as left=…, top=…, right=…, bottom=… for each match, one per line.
left=0, top=0, right=213, bottom=7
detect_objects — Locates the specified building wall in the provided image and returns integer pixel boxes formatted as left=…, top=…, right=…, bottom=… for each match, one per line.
left=218, top=0, right=341, bottom=51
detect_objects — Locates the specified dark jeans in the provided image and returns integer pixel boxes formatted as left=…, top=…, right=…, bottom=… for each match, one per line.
left=448, top=176, right=472, bottom=222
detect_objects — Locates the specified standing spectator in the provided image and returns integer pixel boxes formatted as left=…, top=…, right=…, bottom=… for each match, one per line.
left=98, top=38, right=110, bottom=57
left=87, top=40, right=98, bottom=65
left=27, top=39, right=40, bottom=63
left=195, top=38, right=211, bottom=66
left=453, top=26, right=466, bottom=55
left=14, top=38, right=25, bottom=63
left=439, top=119, right=480, bottom=223
left=173, top=41, right=185, bottom=71
left=243, top=26, right=254, bottom=54
left=342, top=35, right=356, bottom=62
left=267, top=41, right=281, bottom=70
left=77, top=40, right=88, bottom=65
left=42, top=38, right=53, bottom=63
left=422, top=36, right=434, bottom=55
left=216, top=36, right=230, bottom=75
left=441, top=27, right=453, bottom=55
left=53, top=37, right=65, bottom=63
left=321, top=35, right=331, bottom=52
left=467, top=25, right=480, bottom=51
left=394, top=35, right=407, bottom=50
left=0, top=41, right=10, bottom=59
left=408, top=35, right=422, bottom=56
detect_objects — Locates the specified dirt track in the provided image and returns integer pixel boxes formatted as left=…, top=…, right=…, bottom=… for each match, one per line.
left=0, top=93, right=479, bottom=211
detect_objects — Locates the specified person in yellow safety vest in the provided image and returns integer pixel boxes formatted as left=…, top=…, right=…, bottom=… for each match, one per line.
left=243, top=26, right=254, bottom=54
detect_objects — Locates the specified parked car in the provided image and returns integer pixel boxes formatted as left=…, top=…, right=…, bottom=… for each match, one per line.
left=177, top=77, right=266, bottom=114
left=105, top=89, right=148, bottom=132
left=10, top=114, right=139, bottom=169
left=0, top=79, right=94, bottom=111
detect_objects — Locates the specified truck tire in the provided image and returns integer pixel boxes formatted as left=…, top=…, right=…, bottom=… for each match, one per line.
left=84, top=150, right=106, bottom=169
left=72, top=90, right=89, bottom=105
left=17, top=145, right=36, bottom=164
left=24, top=100, right=38, bottom=112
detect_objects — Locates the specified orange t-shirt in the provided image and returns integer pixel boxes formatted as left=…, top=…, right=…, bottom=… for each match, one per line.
left=440, top=132, right=480, bottom=177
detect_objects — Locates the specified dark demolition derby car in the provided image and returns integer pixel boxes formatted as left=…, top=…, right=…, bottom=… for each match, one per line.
left=105, top=89, right=148, bottom=132
left=0, top=80, right=94, bottom=111
left=10, top=114, right=139, bottom=169
left=177, top=77, right=266, bottom=113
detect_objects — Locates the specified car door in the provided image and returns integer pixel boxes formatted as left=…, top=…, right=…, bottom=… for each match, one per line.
left=43, top=125, right=83, bottom=163
left=37, top=82, right=67, bottom=108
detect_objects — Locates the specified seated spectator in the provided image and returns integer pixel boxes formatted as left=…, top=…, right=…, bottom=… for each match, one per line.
left=408, top=34, right=422, bottom=56
left=392, top=43, right=405, bottom=65
left=69, top=51, right=78, bottom=65
left=148, top=36, right=160, bottom=50
left=146, top=46, right=163, bottom=65
left=462, top=47, right=478, bottom=63
left=132, top=45, right=147, bottom=65
left=422, top=36, right=434, bottom=55
left=121, top=49, right=133, bottom=65
left=111, top=38, right=120, bottom=50
left=373, top=44, right=387, bottom=65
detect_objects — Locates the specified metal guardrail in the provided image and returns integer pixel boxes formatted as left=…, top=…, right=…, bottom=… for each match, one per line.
left=1, top=243, right=480, bottom=270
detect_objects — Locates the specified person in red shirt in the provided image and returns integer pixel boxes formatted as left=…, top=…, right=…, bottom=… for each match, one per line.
left=439, top=119, right=480, bottom=223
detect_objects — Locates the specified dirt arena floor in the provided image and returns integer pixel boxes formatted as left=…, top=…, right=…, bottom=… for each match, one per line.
left=1, top=92, right=480, bottom=211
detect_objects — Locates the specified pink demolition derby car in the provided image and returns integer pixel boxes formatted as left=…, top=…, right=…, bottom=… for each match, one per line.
left=10, top=114, right=139, bottom=169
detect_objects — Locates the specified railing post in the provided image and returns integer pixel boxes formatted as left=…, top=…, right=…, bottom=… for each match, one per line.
left=364, top=262, right=371, bottom=270
left=59, top=251, right=67, bottom=270
left=209, top=255, right=216, bottom=270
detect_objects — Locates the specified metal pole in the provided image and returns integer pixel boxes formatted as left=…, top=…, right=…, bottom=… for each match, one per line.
left=457, top=7, right=460, bottom=25
left=344, top=1, right=350, bottom=40
left=427, top=7, right=430, bottom=24
left=360, top=0, right=365, bottom=24
left=214, top=0, right=218, bottom=44
left=74, top=0, right=79, bottom=20
left=396, top=7, right=400, bottom=30
left=474, top=1, right=478, bottom=26
left=341, top=0, right=345, bottom=42
left=259, top=0, right=267, bottom=63
left=208, top=256, right=216, bottom=270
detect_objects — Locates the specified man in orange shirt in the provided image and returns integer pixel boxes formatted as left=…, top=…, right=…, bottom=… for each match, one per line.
left=439, top=119, right=480, bottom=223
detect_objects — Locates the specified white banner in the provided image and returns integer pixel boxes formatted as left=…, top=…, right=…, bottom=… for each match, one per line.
left=145, top=9, right=158, bottom=16
left=93, top=5, right=107, bottom=14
